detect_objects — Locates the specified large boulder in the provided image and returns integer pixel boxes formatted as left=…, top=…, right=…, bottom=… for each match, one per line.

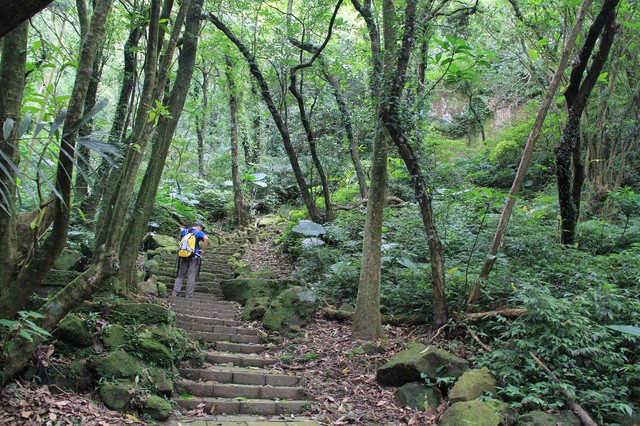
left=102, top=324, right=127, bottom=350
left=262, top=286, right=318, bottom=332
left=55, top=313, right=93, bottom=347
left=141, top=395, right=171, bottom=420
left=518, top=411, right=581, bottom=426
left=146, top=366, right=173, bottom=396
left=220, top=278, right=294, bottom=305
left=393, top=382, right=441, bottom=411
left=104, top=302, right=173, bottom=325
left=135, top=338, right=173, bottom=367
left=99, top=383, right=135, bottom=410
left=376, top=343, right=468, bottom=386
left=91, top=350, right=142, bottom=379
left=440, top=400, right=501, bottom=426
left=44, top=360, right=93, bottom=392
left=137, top=324, right=188, bottom=360
left=449, top=367, right=497, bottom=403
left=53, top=248, right=84, bottom=271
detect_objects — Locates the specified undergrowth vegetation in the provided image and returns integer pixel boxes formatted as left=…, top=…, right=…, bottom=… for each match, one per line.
left=271, top=128, right=640, bottom=422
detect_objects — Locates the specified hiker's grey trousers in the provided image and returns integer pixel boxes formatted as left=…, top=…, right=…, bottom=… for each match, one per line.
left=173, top=257, right=200, bottom=297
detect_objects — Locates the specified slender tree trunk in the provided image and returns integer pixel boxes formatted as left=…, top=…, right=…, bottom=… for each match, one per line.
left=89, top=24, right=142, bottom=230
left=208, top=13, right=323, bottom=223
left=196, top=68, right=209, bottom=179
left=0, top=0, right=113, bottom=319
left=0, top=22, right=29, bottom=300
left=468, top=0, right=594, bottom=307
left=116, top=0, right=191, bottom=289
left=351, top=0, right=388, bottom=340
left=226, top=55, right=249, bottom=229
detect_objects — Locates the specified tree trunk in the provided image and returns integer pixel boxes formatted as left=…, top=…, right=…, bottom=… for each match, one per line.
left=116, top=0, right=192, bottom=290
left=556, top=0, right=618, bottom=244
left=0, top=22, right=28, bottom=299
left=89, top=23, right=142, bottom=231
left=0, top=0, right=113, bottom=319
left=351, top=0, right=389, bottom=340
left=468, top=0, right=593, bottom=308
left=226, top=54, right=249, bottom=229
left=196, top=68, right=209, bottom=179
left=208, top=13, right=323, bottom=223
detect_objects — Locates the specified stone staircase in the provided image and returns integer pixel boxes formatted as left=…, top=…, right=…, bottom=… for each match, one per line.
left=155, top=234, right=313, bottom=423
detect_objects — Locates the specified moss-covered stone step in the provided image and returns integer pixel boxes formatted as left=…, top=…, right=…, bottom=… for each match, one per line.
left=180, top=366, right=298, bottom=387
left=169, top=302, right=238, bottom=316
left=176, top=322, right=261, bottom=339
left=165, top=284, right=224, bottom=295
left=175, top=313, right=243, bottom=328
left=173, top=396, right=307, bottom=416
left=204, top=351, right=276, bottom=368
left=176, top=379, right=304, bottom=400
left=211, top=341, right=266, bottom=354
left=173, top=307, right=238, bottom=320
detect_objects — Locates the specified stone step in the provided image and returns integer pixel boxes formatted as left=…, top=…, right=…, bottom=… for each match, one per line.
left=169, top=297, right=238, bottom=310
left=205, top=351, right=277, bottom=368
left=176, top=379, right=305, bottom=400
left=169, top=302, right=238, bottom=315
left=173, top=307, right=238, bottom=320
left=180, top=366, right=298, bottom=387
left=166, top=285, right=223, bottom=296
left=188, top=331, right=263, bottom=346
left=175, top=322, right=261, bottom=337
left=175, top=313, right=243, bottom=328
left=211, top=341, right=266, bottom=354
left=173, top=396, right=307, bottom=416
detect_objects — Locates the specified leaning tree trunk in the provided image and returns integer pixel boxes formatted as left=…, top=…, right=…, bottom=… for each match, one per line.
left=226, top=55, right=249, bottom=229
left=0, top=0, right=53, bottom=37
left=116, top=0, right=192, bottom=289
left=556, top=0, right=618, bottom=244
left=0, top=0, right=113, bottom=319
left=0, top=22, right=28, bottom=299
left=208, top=13, right=323, bottom=223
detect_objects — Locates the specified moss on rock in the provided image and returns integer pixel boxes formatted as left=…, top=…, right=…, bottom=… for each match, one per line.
left=136, top=338, right=173, bottom=367
left=262, top=286, right=318, bottom=332
left=99, top=383, right=135, bottom=410
left=55, top=313, right=93, bottom=347
left=92, top=350, right=142, bottom=379
left=104, top=302, right=173, bottom=325
left=440, top=400, right=501, bottom=426
left=45, top=360, right=93, bottom=392
left=146, top=367, right=173, bottom=396
left=141, top=395, right=172, bottom=420
left=137, top=324, right=187, bottom=360
left=43, top=269, right=81, bottom=287
left=102, top=324, right=128, bottom=350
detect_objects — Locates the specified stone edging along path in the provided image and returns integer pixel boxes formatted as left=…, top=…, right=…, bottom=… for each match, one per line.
left=159, top=232, right=321, bottom=425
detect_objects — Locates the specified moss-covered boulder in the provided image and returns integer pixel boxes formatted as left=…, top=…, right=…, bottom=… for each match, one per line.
left=146, top=367, right=173, bottom=396
left=144, top=258, right=160, bottom=276
left=55, top=313, right=93, bottom=347
left=141, top=395, right=172, bottom=420
left=394, top=382, right=441, bottom=411
left=220, top=278, right=294, bottom=305
left=137, top=275, right=159, bottom=296
left=45, top=360, right=93, bottom=392
left=440, top=400, right=501, bottom=426
left=54, top=248, right=84, bottom=271
left=376, top=343, right=468, bottom=386
left=242, top=297, right=270, bottom=320
left=137, top=324, right=187, bottom=360
left=136, top=338, right=173, bottom=367
left=92, top=350, right=142, bottom=379
left=104, top=302, right=173, bottom=325
left=449, top=367, right=497, bottom=403
left=518, top=411, right=581, bottom=426
left=157, top=281, right=167, bottom=297
left=262, top=286, right=318, bottom=332
left=102, top=324, right=128, bottom=350
left=99, top=382, right=135, bottom=410
left=43, top=269, right=80, bottom=287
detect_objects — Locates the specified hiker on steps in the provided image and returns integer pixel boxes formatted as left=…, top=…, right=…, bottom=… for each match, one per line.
left=172, top=221, right=209, bottom=298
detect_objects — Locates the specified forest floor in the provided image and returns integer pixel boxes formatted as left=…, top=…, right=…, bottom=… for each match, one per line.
left=0, top=232, right=444, bottom=425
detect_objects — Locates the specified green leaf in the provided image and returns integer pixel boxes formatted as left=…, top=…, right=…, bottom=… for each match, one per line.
left=528, top=49, right=538, bottom=62
left=292, top=220, right=326, bottom=236
left=608, top=325, right=640, bottom=337
left=18, top=329, right=35, bottom=342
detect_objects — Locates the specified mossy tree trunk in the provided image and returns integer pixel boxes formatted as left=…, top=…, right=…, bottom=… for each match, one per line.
left=556, top=0, right=618, bottom=244
left=0, top=0, right=113, bottom=319
left=0, top=22, right=29, bottom=300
